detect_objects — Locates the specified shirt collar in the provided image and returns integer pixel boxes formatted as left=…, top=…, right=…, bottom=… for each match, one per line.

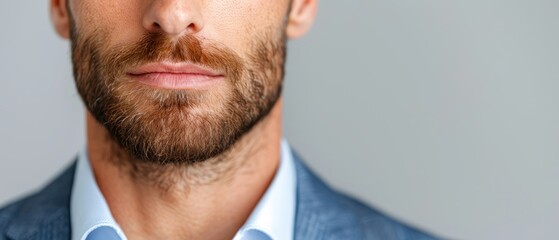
left=233, top=139, right=297, bottom=240
left=70, top=139, right=297, bottom=240
left=70, top=148, right=128, bottom=240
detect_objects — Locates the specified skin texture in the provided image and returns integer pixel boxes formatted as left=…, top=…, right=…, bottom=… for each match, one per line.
left=50, top=0, right=316, bottom=239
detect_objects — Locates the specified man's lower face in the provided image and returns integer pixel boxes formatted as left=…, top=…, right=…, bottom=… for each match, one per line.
left=71, top=27, right=286, bottom=164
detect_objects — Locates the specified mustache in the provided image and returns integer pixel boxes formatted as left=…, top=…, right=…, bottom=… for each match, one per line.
left=99, top=32, right=244, bottom=82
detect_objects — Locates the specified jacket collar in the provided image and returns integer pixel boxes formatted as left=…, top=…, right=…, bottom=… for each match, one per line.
left=292, top=152, right=332, bottom=239
left=292, top=151, right=360, bottom=240
left=5, top=161, right=76, bottom=240
left=4, top=151, right=342, bottom=240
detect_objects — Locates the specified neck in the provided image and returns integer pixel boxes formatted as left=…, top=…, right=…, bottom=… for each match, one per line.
left=86, top=99, right=284, bottom=240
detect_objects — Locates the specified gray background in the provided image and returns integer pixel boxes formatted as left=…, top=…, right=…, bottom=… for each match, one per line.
left=1, top=1, right=558, bottom=239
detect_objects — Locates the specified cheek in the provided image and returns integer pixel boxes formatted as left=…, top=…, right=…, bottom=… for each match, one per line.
left=203, top=0, right=289, bottom=55
left=70, top=0, right=148, bottom=47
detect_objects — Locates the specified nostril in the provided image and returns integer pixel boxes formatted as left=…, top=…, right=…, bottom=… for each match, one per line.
left=185, top=23, right=197, bottom=34
left=152, top=22, right=161, bottom=30
left=143, top=10, right=203, bottom=35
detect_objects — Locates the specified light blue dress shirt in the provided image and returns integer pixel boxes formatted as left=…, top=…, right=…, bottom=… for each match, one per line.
left=70, top=139, right=297, bottom=240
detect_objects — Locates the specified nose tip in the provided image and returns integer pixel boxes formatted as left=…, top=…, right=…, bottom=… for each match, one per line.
left=142, top=1, right=204, bottom=36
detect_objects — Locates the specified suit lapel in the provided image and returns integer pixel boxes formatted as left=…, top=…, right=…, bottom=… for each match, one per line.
left=292, top=152, right=331, bottom=240
left=5, top=161, right=75, bottom=240
left=292, top=151, right=370, bottom=240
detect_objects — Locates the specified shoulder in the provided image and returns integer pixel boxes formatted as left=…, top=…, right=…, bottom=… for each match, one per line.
left=326, top=190, right=438, bottom=239
left=292, top=154, right=440, bottom=240
left=0, top=162, right=76, bottom=240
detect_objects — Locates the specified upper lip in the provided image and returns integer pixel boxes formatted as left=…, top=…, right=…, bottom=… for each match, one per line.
left=127, top=62, right=223, bottom=76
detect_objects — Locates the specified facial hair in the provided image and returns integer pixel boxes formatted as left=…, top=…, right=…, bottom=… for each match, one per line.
left=70, top=26, right=286, bottom=166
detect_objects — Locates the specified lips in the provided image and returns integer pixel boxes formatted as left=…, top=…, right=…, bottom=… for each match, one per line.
left=126, top=62, right=225, bottom=90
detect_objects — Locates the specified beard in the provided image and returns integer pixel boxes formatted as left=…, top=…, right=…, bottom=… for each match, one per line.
left=70, top=27, right=286, bottom=165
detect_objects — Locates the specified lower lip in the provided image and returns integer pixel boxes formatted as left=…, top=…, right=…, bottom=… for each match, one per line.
left=128, top=72, right=224, bottom=90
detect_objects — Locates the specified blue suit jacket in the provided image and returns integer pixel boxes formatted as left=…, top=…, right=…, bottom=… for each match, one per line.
left=0, top=154, right=439, bottom=240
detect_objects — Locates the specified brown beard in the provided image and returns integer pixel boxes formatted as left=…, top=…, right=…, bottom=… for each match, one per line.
left=70, top=26, right=286, bottom=166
